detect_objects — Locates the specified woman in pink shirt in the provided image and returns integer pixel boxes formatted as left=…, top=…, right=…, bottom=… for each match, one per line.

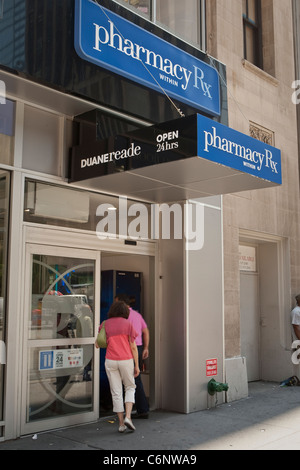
left=96, top=301, right=140, bottom=432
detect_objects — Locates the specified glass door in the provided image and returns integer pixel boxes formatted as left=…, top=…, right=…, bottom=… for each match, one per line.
left=21, top=244, right=100, bottom=435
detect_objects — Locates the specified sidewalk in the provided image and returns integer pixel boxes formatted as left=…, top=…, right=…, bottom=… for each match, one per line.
left=1, top=381, right=300, bottom=451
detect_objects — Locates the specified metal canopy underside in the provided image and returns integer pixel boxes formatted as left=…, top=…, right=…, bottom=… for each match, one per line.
left=71, top=156, right=278, bottom=203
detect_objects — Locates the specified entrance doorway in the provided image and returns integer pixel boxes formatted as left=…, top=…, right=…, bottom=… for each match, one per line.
left=19, top=228, right=156, bottom=436
left=239, top=234, right=290, bottom=384
left=99, top=252, right=155, bottom=416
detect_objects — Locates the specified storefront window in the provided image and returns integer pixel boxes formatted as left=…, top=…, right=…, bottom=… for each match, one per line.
left=0, top=170, right=10, bottom=432
left=156, top=0, right=202, bottom=47
left=0, top=0, right=26, bottom=71
left=0, top=99, right=15, bottom=166
left=112, top=0, right=206, bottom=50
left=24, top=179, right=152, bottom=240
left=22, top=105, right=61, bottom=176
left=112, top=0, right=151, bottom=18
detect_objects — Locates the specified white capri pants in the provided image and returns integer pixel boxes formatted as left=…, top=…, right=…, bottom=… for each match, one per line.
left=105, top=358, right=136, bottom=413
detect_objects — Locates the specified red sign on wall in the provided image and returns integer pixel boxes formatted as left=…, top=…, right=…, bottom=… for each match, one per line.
left=206, top=358, right=217, bottom=377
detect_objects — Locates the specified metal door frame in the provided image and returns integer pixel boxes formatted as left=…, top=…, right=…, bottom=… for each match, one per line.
left=21, top=242, right=101, bottom=436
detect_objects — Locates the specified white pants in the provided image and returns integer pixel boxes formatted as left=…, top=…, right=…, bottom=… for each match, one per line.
left=105, top=358, right=136, bottom=413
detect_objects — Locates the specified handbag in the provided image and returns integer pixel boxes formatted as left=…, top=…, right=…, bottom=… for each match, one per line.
left=96, top=321, right=107, bottom=348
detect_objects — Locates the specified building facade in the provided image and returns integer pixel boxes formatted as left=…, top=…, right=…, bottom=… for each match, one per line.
left=0, top=0, right=297, bottom=440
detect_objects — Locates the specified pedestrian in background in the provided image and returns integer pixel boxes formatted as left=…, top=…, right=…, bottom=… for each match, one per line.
left=291, top=294, right=300, bottom=341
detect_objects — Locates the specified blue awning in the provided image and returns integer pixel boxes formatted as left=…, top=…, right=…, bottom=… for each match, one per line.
left=69, top=113, right=282, bottom=203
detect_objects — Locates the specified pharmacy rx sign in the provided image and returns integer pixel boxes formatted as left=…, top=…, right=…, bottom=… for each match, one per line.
left=74, top=0, right=220, bottom=117
left=70, top=113, right=282, bottom=186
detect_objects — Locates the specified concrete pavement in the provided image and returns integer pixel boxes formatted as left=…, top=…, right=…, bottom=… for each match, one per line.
left=1, top=381, right=300, bottom=451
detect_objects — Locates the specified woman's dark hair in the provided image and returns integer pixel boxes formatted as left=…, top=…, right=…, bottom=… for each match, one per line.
left=108, top=300, right=129, bottom=319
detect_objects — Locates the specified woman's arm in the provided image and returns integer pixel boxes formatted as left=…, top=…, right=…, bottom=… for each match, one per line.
left=142, top=327, right=149, bottom=359
left=129, top=340, right=140, bottom=377
left=293, top=324, right=300, bottom=340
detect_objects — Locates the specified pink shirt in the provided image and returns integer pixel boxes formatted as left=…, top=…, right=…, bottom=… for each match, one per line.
left=100, top=317, right=138, bottom=361
left=128, top=308, right=147, bottom=346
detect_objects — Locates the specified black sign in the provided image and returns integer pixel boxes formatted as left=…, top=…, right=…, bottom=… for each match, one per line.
left=69, top=114, right=198, bottom=183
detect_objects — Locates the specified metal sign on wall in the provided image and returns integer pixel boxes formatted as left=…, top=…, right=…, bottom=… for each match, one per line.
left=74, top=0, right=220, bottom=117
left=239, top=245, right=256, bottom=272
